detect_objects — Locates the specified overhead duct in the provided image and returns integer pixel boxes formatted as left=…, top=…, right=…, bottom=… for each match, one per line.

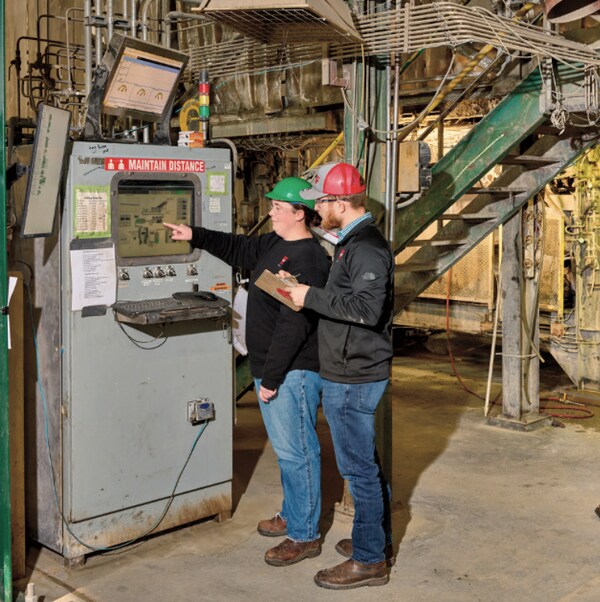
left=543, top=0, right=600, bottom=23
left=191, top=0, right=362, bottom=44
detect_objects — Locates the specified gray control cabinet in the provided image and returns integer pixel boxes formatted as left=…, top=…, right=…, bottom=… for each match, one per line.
left=27, top=143, right=234, bottom=560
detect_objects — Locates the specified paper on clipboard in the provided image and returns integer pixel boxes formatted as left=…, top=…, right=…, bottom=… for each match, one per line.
left=254, top=269, right=301, bottom=312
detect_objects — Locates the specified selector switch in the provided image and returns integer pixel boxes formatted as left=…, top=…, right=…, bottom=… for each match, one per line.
left=166, top=266, right=177, bottom=277
left=119, top=269, right=130, bottom=281
left=153, top=266, right=166, bottom=278
left=187, top=264, right=198, bottom=276
left=142, top=267, right=153, bottom=279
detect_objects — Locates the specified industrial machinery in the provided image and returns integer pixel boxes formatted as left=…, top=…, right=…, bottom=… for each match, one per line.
left=11, top=35, right=236, bottom=563
left=21, top=140, right=234, bottom=563
left=19, top=142, right=233, bottom=558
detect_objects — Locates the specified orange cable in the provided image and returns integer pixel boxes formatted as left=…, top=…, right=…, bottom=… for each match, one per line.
left=445, top=269, right=487, bottom=401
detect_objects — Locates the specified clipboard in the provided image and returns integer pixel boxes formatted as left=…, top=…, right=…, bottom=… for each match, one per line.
left=254, top=269, right=301, bottom=312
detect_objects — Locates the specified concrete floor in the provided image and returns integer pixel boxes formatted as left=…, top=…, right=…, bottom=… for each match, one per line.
left=15, top=342, right=600, bottom=601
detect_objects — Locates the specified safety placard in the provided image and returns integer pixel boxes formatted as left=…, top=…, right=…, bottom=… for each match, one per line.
left=104, top=157, right=205, bottom=172
left=74, top=185, right=111, bottom=238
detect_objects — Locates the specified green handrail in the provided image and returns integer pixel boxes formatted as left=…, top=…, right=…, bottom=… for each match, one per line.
left=0, top=0, right=13, bottom=599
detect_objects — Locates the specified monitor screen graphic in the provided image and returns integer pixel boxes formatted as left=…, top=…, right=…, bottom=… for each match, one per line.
left=117, top=181, right=194, bottom=259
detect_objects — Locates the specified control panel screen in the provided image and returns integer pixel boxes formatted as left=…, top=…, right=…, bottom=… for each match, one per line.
left=117, top=181, right=193, bottom=259
left=102, top=39, right=187, bottom=123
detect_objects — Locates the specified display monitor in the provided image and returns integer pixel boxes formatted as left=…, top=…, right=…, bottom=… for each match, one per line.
left=115, top=177, right=200, bottom=264
left=21, top=104, right=71, bottom=237
left=102, top=37, right=188, bottom=123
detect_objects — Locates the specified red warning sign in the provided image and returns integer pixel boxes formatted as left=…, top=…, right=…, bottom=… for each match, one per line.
left=104, top=157, right=205, bottom=173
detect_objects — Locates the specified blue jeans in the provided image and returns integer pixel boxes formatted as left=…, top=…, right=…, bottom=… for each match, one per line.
left=254, top=370, right=322, bottom=542
left=322, top=378, right=391, bottom=564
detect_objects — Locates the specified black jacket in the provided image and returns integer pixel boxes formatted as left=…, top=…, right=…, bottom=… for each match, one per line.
left=190, top=228, right=329, bottom=389
left=304, top=217, right=393, bottom=383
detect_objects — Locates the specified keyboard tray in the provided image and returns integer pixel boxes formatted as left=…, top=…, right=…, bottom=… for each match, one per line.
left=113, top=296, right=229, bottom=325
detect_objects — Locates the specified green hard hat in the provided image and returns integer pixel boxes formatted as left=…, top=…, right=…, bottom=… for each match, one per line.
left=265, top=177, right=315, bottom=210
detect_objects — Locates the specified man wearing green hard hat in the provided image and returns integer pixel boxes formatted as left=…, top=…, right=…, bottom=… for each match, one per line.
left=164, top=177, right=329, bottom=566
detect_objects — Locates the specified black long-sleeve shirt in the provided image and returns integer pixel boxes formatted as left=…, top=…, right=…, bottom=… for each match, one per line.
left=190, top=228, right=329, bottom=390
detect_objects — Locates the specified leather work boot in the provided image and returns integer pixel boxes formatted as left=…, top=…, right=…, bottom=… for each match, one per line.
left=265, top=538, right=321, bottom=567
left=314, top=559, right=389, bottom=590
left=335, top=538, right=396, bottom=567
left=257, top=513, right=287, bottom=537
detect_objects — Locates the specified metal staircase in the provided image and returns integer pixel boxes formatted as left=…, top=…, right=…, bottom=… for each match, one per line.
left=393, top=66, right=599, bottom=316
left=235, top=65, right=598, bottom=399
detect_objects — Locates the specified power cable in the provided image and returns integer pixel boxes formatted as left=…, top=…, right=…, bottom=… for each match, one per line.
left=114, top=314, right=169, bottom=349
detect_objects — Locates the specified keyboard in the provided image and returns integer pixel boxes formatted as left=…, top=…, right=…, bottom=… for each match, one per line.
left=113, top=295, right=229, bottom=325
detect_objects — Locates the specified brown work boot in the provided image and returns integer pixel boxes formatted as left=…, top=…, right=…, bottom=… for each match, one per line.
left=265, top=538, right=321, bottom=566
left=335, top=538, right=396, bottom=567
left=257, top=513, right=287, bottom=537
left=314, top=559, right=389, bottom=590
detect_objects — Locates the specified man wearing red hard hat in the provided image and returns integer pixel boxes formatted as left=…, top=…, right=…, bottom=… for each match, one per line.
left=286, top=162, right=395, bottom=589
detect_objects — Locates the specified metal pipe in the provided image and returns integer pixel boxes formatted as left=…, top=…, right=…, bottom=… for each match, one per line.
left=140, top=0, right=155, bottom=140
left=164, top=15, right=171, bottom=47
left=107, top=0, right=114, bottom=41
left=64, top=7, right=82, bottom=93
left=130, top=0, right=139, bottom=141
left=140, top=0, right=158, bottom=40
left=388, top=53, right=400, bottom=249
left=84, top=0, right=93, bottom=96
left=437, top=119, right=444, bottom=161
left=131, top=0, right=137, bottom=37
left=162, top=0, right=169, bottom=45
left=95, top=0, right=103, bottom=67
left=35, top=14, right=77, bottom=89
left=348, top=60, right=358, bottom=167
left=361, top=0, right=375, bottom=182
left=383, top=2, right=392, bottom=241
left=144, top=0, right=207, bottom=41
left=164, top=12, right=207, bottom=49
left=384, top=79, right=392, bottom=238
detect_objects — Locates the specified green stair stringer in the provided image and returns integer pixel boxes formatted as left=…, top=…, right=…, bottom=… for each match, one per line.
left=393, top=65, right=584, bottom=255
left=394, top=129, right=599, bottom=315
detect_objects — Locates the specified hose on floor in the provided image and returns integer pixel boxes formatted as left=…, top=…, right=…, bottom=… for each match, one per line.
left=444, top=271, right=593, bottom=420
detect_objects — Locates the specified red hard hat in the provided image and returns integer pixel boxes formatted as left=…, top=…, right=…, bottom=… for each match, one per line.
left=300, top=162, right=366, bottom=200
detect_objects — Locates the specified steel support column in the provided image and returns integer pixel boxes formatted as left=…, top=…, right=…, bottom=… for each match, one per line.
left=372, top=57, right=394, bottom=490
left=488, top=209, right=551, bottom=431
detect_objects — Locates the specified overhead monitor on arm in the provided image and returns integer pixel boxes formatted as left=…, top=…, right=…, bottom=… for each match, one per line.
left=84, top=35, right=188, bottom=143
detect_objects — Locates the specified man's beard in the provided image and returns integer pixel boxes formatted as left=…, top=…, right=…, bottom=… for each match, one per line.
left=320, top=213, right=342, bottom=230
